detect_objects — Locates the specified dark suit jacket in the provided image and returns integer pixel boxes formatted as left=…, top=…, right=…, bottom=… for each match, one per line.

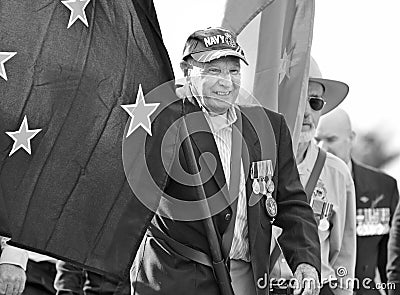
left=131, top=100, right=321, bottom=295
left=352, top=160, right=399, bottom=294
left=387, top=202, right=400, bottom=295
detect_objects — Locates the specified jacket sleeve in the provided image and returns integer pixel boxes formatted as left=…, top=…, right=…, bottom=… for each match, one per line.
left=273, top=115, right=321, bottom=278
left=387, top=187, right=400, bottom=295
left=378, top=179, right=399, bottom=284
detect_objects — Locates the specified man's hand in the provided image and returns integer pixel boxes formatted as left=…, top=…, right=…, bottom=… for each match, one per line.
left=293, top=263, right=320, bottom=295
left=0, top=264, right=26, bottom=295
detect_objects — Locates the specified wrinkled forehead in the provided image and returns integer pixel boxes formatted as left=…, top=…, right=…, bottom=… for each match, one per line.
left=308, top=81, right=324, bottom=96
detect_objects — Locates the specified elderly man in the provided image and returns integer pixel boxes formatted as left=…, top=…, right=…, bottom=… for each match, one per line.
left=271, top=59, right=356, bottom=295
left=316, top=108, right=399, bottom=294
left=130, top=27, right=321, bottom=295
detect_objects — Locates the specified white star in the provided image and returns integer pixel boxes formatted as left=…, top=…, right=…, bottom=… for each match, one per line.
left=0, top=52, right=17, bottom=81
left=121, top=84, right=160, bottom=137
left=6, top=116, right=42, bottom=156
left=61, top=0, right=91, bottom=29
left=278, top=47, right=295, bottom=84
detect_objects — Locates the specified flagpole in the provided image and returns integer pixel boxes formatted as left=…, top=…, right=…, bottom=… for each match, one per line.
left=179, top=113, right=234, bottom=295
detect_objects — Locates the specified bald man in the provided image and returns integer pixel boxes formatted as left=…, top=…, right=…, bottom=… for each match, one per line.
left=317, top=109, right=399, bottom=295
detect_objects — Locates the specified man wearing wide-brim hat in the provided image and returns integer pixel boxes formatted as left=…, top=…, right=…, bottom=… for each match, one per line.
left=271, top=57, right=357, bottom=295
left=130, top=27, right=321, bottom=295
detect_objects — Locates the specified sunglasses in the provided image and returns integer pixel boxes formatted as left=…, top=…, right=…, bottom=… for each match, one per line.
left=308, top=96, right=326, bottom=111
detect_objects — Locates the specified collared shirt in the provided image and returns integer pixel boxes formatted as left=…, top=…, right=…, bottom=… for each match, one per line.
left=200, top=103, right=250, bottom=262
left=347, top=161, right=353, bottom=177
left=297, top=141, right=356, bottom=295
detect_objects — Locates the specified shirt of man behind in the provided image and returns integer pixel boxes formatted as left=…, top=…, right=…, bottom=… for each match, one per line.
left=296, top=81, right=356, bottom=295
left=271, top=59, right=356, bottom=295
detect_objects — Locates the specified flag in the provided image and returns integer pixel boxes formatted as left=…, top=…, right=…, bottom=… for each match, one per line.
left=222, top=0, right=315, bottom=149
left=0, top=0, right=174, bottom=279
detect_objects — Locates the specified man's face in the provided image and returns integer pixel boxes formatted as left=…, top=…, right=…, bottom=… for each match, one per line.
left=315, top=128, right=353, bottom=163
left=316, top=111, right=354, bottom=163
left=188, top=56, right=241, bottom=115
left=299, top=81, right=325, bottom=143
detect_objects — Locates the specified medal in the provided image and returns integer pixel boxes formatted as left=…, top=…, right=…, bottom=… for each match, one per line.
left=311, top=197, right=333, bottom=229
left=357, top=224, right=366, bottom=236
left=265, top=193, right=277, bottom=218
left=251, top=161, right=268, bottom=196
left=252, top=179, right=260, bottom=194
left=313, top=180, right=327, bottom=200
left=318, top=218, right=330, bottom=231
left=264, top=160, right=277, bottom=218
left=266, top=179, right=274, bottom=193
left=310, top=198, right=324, bottom=215
left=261, top=178, right=267, bottom=195
left=376, top=223, right=385, bottom=235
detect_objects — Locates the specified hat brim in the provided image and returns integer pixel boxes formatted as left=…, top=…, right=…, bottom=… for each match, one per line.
left=191, top=49, right=248, bottom=65
left=309, top=78, right=349, bottom=115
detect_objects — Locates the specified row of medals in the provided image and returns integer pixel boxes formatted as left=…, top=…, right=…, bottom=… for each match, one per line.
left=356, top=208, right=390, bottom=236
left=251, top=160, right=277, bottom=218
left=251, top=160, right=330, bottom=231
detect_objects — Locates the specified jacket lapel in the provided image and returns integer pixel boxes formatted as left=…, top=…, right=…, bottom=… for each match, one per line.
left=241, top=110, right=262, bottom=251
left=352, top=160, right=370, bottom=195
left=183, top=100, right=230, bottom=208
left=352, top=160, right=374, bottom=208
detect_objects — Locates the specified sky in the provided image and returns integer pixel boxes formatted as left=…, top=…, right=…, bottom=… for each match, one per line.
left=311, top=0, right=400, bottom=180
left=154, top=0, right=400, bottom=180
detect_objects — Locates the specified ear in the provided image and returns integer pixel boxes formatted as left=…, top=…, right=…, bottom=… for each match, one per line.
left=180, top=60, right=193, bottom=77
left=350, top=130, right=356, bottom=144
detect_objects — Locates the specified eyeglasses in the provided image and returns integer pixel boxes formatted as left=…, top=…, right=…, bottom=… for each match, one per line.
left=308, top=96, right=326, bottom=111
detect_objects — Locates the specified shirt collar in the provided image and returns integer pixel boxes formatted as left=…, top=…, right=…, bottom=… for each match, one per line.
left=192, top=92, right=238, bottom=133
left=297, top=140, right=319, bottom=175
left=347, top=160, right=352, bottom=173
left=205, top=106, right=237, bottom=133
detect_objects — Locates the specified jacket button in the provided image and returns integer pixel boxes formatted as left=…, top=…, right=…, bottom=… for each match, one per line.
left=225, top=213, right=231, bottom=221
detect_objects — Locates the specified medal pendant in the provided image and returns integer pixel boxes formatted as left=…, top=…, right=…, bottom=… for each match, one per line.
left=261, top=178, right=267, bottom=195
left=265, top=193, right=277, bottom=218
left=252, top=179, right=260, bottom=194
left=266, top=179, right=274, bottom=193
left=319, top=218, right=330, bottom=231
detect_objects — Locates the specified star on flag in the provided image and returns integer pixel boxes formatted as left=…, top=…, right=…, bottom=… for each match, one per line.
left=121, top=84, right=160, bottom=137
left=61, top=0, right=91, bottom=29
left=0, top=52, right=17, bottom=81
left=5, top=116, right=42, bottom=156
left=278, top=47, right=296, bottom=84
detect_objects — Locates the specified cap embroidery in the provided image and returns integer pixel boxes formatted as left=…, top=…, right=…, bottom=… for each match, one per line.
left=203, top=35, right=226, bottom=47
left=224, top=33, right=236, bottom=48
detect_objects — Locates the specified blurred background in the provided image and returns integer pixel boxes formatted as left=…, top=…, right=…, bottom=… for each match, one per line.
left=311, top=0, right=400, bottom=180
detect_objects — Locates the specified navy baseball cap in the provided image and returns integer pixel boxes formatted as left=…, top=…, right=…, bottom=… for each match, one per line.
left=182, top=27, right=248, bottom=65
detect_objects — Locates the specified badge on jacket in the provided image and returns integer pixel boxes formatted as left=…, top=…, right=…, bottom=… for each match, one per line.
left=310, top=180, right=333, bottom=231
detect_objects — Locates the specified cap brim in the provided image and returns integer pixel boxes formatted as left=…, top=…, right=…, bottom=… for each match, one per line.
left=191, top=49, right=248, bottom=65
left=309, top=78, right=349, bottom=115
